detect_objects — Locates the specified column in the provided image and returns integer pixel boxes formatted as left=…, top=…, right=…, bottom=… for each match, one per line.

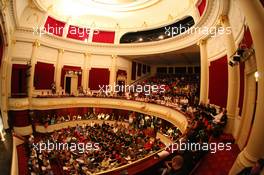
left=28, top=40, right=40, bottom=99
left=220, top=15, right=240, bottom=134
left=229, top=1, right=264, bottom=174
left=198, top=39, right=209, bottom=104
left=55, top=49, right=64, bottom=93
left=0, top=42, right=9, bottom=129
left=82, top=53, right=91, bottom=91
left=110, top=55, right=117, bottom=89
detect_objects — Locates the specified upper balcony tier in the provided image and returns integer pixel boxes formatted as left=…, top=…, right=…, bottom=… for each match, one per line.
left=8, top=97, right=189, bottom=134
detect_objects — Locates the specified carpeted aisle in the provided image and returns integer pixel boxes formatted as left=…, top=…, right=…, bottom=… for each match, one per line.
left=17, top=144, right=29, bottom=175
left=193, top=144, right=240, bottom=175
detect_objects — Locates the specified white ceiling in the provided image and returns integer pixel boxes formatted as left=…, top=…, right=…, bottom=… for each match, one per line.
left=34, top=0, right=196, bottom=30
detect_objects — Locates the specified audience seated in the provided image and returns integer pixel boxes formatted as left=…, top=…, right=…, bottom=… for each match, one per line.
left=30, top=73, right=230, bottom=174
left=27, top=122, right=166, bottom=174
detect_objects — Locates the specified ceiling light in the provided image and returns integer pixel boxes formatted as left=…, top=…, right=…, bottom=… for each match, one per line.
left=138, top=38, right=143, bottom=42
left=254, top=71, right=259, bottom=82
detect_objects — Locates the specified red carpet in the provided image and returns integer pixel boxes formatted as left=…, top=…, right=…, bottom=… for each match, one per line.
left=17, top=144, right=29, bottom=175
left=194, top=143, right=240, bottom=175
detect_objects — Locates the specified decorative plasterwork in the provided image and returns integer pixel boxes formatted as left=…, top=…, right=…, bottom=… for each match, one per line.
left=12, top=0, right=227, bottom=56
left=5, top=0, right=246, bottom=59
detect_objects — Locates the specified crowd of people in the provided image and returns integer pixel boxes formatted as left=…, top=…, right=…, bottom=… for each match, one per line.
left=27, top=122, right=166, bottom=174
left=27, top=73, right=230, bottom=175
left=33, top=111, right=181, bottom=142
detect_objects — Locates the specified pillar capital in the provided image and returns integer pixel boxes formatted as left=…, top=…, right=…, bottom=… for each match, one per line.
left=33, top=40, right=41, bottom=47
left=219, top=15, right=229, bottom=26
left=111, top=54, right=117, bottom=59
left=11, top=39, right=16, bottom=45
left=58, top=48, right=64, bottom=54
left=84, top=52, right=91, bottom=58
left=197, top=39, right=207, bottom=46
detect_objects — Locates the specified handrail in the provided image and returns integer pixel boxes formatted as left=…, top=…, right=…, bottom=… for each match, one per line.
left=9, top=97, right=189, bottom=134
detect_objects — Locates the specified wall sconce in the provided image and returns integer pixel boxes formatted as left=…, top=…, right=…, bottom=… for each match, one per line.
left=255, top=71, right=259, bottom=82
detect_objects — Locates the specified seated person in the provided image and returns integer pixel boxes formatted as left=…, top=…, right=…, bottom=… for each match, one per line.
left=212, top=108, right=226, bottom=124
left=77, top=115, right=82, bottom=120
left=238, top=158, right=264, bottom=175
left=160, top=155, right=186, bottom=175
left=72, top=115, right=77, bottom=120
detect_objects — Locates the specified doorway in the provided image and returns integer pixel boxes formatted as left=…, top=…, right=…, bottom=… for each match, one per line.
left=64, top=75, right=78, bottom=95
left=65, top=77, right=71, bottom=94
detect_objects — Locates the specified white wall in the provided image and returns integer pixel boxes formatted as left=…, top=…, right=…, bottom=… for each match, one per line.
left=62, top=51, right=84, bottom=67
left=36, top=46, right=57, bottom=64
left=11, top=41, right=32, bottom=59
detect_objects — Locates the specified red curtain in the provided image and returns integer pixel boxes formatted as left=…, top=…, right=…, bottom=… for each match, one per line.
left=11, top=64, right=28, bottom=97
left=34, top=62, right=55, bottom=90
left=67, top=25, right=90, bottom=41
left=113, top=109, right=129, bottom=117
left=89, top=68, right=110, bottom=90
left=44, top=16, right=66, bottom=37
left=61, top=65, right=82, bottom=88
left=209, top=56, right=228, bottom=108
left=34, top=107, right=91, bottom=118
left=198, top=0, right=207, bottom=16
left=92, top=30, right=115, bottom=43
left=239, top=62, right=245, bottom=115
left=94, top=108, right=113, bottom=114
left=9, top=110, right=30, bottom=127
left=241, top=27, right=253, bottom=48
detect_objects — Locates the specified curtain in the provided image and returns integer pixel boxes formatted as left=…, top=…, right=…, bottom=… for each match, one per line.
left=92, top=30, right=115, bottom=43
left=34, top=62, right=55, bottom=90
left=11, top=64, right=28, bottom=97
left=67, top=25, right=89, bottom=41
left=239, top=62, right=245, bottom=115
left=209, top=56, right=228, bottom=108
left=9, top=110, right=30, bottom=127
left=88, top=68, right=110, bottom=90
left=198, top=0, right=207, bottom=16
left=44, top=16, right=66, bottom=36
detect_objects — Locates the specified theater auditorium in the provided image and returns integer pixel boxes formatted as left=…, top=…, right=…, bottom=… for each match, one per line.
left=0, top=0, right=264, bottom=175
